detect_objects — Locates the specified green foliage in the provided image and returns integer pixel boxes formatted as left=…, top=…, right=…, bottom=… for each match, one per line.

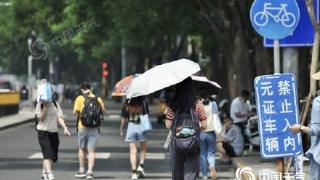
left=0, top=0, right=200, bottom=82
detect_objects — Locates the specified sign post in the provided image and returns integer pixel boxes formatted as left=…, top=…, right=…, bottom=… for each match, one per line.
left=250, top=0, right=303, bottom=176
left=274, top=40, right=280, bottom=73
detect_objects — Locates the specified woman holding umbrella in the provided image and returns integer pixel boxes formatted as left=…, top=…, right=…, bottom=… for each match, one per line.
left=191, top=75, right=222, bottom=180
left=165, top=77, right=207, bottom=180
left=120, top=96, right=149, bottom=179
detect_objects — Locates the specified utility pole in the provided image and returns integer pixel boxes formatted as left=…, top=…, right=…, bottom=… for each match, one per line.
left=283, top=48, right=299, bottom=77
left=121, top=43, right=127, bottom=102
left=121, top=44, right=126, bottom=79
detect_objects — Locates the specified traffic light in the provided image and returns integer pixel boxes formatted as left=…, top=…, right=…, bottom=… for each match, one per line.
left=102, top=62, right=108, bottom=77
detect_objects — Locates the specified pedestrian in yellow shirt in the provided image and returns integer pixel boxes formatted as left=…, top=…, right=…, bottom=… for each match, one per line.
left=73, top=83, right=105, bottom=179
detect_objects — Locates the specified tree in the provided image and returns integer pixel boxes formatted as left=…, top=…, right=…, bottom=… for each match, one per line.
left=196, top=0, right=273, bottom=98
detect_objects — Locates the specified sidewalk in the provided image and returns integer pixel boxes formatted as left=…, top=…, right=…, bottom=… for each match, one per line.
left=232, top=151, right=310, bottom=179
left=0, top=110, right=34, bottom=130
left=0, top=99, right=157, bottom=130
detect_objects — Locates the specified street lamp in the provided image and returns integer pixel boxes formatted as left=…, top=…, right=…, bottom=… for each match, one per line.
left=27, top=39, right=32, bottom=78
left=27, top=31, right=37, bottom=108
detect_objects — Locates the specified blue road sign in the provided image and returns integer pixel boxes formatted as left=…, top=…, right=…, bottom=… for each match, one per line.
left=250, top=0, right=300, bottom=40
left=254, top=73, right=302, bottom=158
left=264, top=0, right=319, bottom=47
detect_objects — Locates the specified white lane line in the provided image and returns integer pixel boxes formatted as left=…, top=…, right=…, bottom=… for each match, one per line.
left=29, top=152, right=165, bottom=160
left=28, top=152, right=43, bottom=159
left=95, top=153, right=111, bottom=159
left=107, top=114, right=121, bottom=119
left=28, top=152, right=111, bottom=159
left=146, top=153, right=166, bottom=160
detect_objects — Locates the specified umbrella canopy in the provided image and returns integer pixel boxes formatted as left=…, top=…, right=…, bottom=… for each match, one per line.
left=126, top=59, right=200, bottom=99
left=111, top=74, right=139, bottom=97
left=191, top=75, right=222, bottom=96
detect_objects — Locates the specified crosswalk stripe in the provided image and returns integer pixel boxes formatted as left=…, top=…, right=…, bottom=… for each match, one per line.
left=28, top=152, right=166, bottom=160
left=95, top=152, right=111, bottom=159
left=28, top=152, right=43, bottom=159
left=28, top=152, right=111, bottom=159
left=146, top=153, right=166, bottom=160
left=106, top=114, right=121, bottom=119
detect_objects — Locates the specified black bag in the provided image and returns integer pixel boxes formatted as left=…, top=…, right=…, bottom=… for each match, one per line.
left=34, top=101, right=57, bottom=130
left=172, top=109, right=200, bottom=154
left=80, top=95, right=103, bottom=127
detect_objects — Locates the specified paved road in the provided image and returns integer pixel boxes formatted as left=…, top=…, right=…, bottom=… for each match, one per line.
left=0, top=103, right=235, bottom=180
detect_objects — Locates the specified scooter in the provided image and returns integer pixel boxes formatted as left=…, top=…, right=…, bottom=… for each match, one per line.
left=245, top=115, right=260, bottom=146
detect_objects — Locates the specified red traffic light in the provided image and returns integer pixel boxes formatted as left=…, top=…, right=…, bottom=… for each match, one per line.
left=102, top=62, right=108, bottom=69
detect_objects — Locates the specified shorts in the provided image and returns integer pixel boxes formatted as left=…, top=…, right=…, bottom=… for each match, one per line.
left=125, top=122, right=147, bottom=142
left=78, top=128, right=99, bottom=151
left=38, top=130, right=59, bottom=162
left=222, top=142, right=237, bottom=157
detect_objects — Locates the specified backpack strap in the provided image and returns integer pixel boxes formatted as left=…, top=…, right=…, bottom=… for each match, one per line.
left=53, top=101, right=57, bottom=108
left=172, top=109, right=180, bottom=131
left=76, top=95, right=88, bottom=132
left=142, top=101, right=149, bottom=115
left=40, top=101, right=57, bottom=109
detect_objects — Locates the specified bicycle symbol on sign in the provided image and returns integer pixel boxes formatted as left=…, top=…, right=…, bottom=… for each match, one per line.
left=254, top=3, right=296, bottom=28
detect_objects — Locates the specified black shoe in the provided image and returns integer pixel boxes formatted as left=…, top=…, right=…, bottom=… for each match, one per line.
left=137, top=164, right=145, bottom=178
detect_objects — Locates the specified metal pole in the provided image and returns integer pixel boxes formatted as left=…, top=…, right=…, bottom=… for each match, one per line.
left=28, top=55, right=32, bottom=77
left=49, top=60, right=54, bottom=83
left=282, top=47, right=301, bottom=174
left=121, top=45, right=126, bottom=78
left=274, top=39, right=285, bottom=173
left=274, top=40, right=281, bottom=73
left=121, top=43, right=126, bottom=102
left=283, top=47, right=299, bottom=78
left=28, top=55, right=33, bottom=109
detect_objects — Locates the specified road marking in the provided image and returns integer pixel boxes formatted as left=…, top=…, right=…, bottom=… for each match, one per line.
left=29, top=152, right=165, bottom=160
left=146, top=153, right=166, bottom=160
left=95, top=152, right=111, bottom=159
left=28, top=152, right=43, bottom=159
left=107, top=114, right=121, bottom=119
left=28, top=152, right=111, bottom=159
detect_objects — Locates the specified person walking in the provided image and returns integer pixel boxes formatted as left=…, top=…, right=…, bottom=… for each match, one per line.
left=120, top=97, right=149, bottom=179
left=73, top=83, right=105, bottom=179
left=165, top=77, right=207, bottom=180
left=199, top=98, right=221, bottom=180
left=290, top=71, right=320, bottom=180
left=36, top=98, right=71, bottom=180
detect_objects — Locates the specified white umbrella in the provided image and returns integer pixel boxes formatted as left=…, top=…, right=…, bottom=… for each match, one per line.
left=126, top=59, right=200, bottom=99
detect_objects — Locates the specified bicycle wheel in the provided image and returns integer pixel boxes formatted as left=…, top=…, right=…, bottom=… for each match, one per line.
left=281, top=12, right=296, bottom=28
left=254, top=12, right=268, bottom=27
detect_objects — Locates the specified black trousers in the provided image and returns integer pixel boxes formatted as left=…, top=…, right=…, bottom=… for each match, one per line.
left=38, top=130, right=59, bottom=162
left=171, top=146, right=199, bottom=180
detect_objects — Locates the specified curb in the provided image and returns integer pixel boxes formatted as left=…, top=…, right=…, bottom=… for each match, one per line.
left=0, top=118, right=34, bottom=131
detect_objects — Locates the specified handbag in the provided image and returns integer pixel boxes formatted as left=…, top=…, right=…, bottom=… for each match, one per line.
left=140, top=114, right=152, bottom=131
left=212, top=113, right=222, bottom=134
left=139, top=101, right=153, bottom=132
